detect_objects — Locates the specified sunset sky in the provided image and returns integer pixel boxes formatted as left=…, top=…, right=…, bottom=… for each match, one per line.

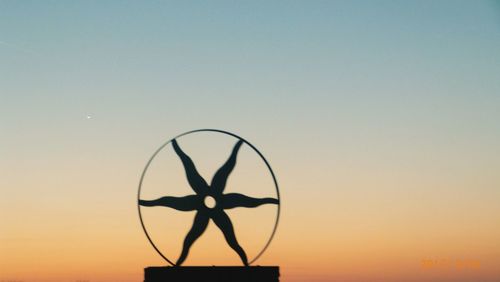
left=1, top=1, right=500, bottom=282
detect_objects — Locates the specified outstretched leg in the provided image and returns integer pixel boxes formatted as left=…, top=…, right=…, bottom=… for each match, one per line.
left=212, top=210, right=248, bottom=266
left=176, top=211, right=210, bottom=266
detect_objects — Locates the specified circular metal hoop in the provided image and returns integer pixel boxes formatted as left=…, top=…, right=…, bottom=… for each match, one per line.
left=137, top=129, right=281, bottom=265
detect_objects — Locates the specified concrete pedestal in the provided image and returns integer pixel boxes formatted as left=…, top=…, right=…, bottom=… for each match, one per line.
left=144, top=266, right=279, bottom=282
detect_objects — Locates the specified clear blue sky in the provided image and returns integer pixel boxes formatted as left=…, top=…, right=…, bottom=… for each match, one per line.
left=2, top=1, right=499, bottom=140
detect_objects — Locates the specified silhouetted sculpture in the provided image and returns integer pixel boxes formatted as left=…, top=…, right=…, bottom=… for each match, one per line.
left=139, top=139, right=279, bottom=266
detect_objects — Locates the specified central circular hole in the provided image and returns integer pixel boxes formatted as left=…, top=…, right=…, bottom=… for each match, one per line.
left=204, top=196, right=216, bottom=209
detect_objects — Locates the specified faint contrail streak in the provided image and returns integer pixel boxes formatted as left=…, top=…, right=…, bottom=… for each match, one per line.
left=0, top=40, right=14, bottom=47
left=0, top=40, right=35, bottom=54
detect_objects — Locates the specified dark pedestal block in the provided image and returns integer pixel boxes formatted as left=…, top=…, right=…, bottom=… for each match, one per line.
left=144, top=266, right=279, bottom=282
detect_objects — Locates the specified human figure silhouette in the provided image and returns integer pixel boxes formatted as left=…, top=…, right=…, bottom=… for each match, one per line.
left=139, top=139, right=279, bottom=266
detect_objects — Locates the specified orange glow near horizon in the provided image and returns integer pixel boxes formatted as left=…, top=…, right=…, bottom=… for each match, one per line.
left=1, top=147, right=500, bottom=282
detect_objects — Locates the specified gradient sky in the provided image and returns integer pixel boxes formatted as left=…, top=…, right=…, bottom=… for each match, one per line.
left=1, top=1, right=500, bottom=282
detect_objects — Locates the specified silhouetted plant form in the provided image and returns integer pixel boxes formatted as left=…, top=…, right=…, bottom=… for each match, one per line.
left=139, top=139, right=279, bottom=266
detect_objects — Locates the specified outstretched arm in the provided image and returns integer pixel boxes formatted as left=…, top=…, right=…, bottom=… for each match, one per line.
left=221, top=193, right=279, bottom=209
left=211, top=140, right=243, bottom=194
left=139, top=195, right=199, bottom=211
left=172, top=139, right=208, bottom=194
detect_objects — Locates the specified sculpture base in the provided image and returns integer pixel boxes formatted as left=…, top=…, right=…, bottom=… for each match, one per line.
left=144, top=266, right=279, bottom=282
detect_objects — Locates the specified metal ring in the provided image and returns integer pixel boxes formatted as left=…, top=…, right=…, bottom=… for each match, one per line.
left=137, top=129, right=281, bottom=265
